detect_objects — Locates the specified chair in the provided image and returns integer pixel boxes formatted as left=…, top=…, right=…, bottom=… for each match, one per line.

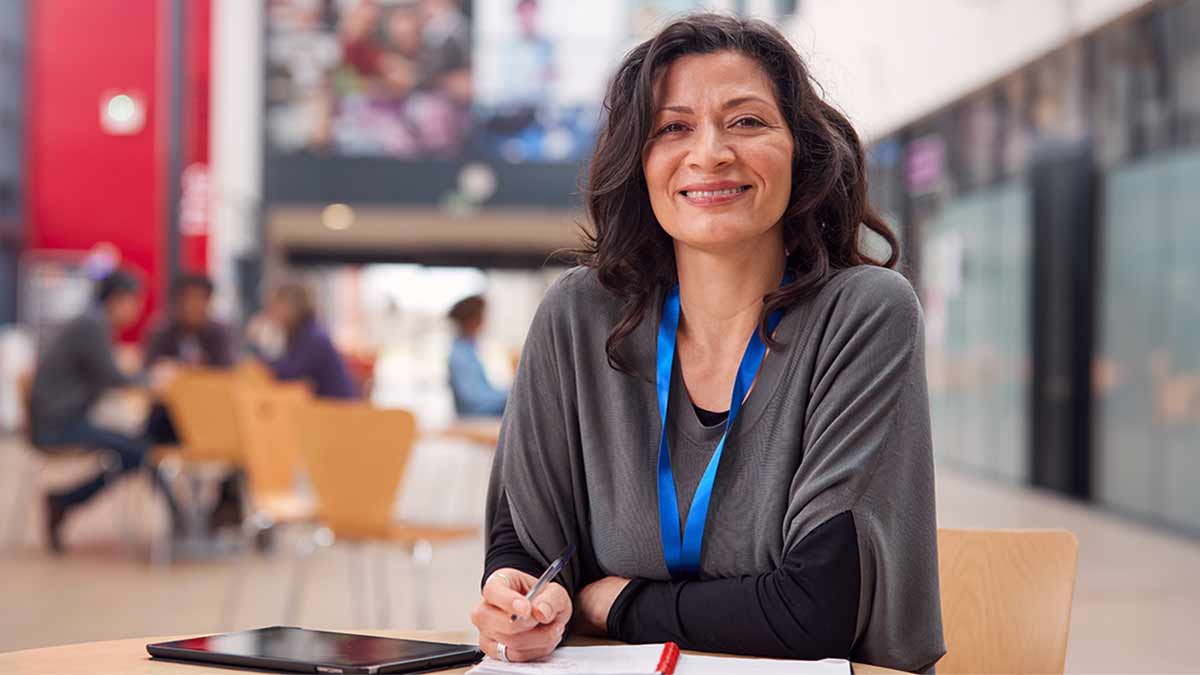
left=221, top=381, right=317, bottom=625
left=285, top=400, right=478, bottom=628
left=4, top=373, right=132, bottom=549
left=937, top=529, right=1079, bottom=675
left=152, top=368, right=248, bottom=561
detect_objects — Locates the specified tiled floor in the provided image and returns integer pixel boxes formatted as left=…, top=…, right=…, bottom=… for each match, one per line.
left=1, top=436, right=1198, bottom=673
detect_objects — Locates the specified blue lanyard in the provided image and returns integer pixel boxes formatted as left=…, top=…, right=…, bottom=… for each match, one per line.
left=655, top=281, right=786, bottom=577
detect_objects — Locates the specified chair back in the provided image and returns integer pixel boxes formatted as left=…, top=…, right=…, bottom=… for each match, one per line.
left=290, top=401, right=417, bottom=539
left=234, top=359, right=275, bottom=385
left=937, top=528, right=1079, bottom=674
left=233, top=382, right=310, bottom=499
left=162, top=368, right=243, bottom=463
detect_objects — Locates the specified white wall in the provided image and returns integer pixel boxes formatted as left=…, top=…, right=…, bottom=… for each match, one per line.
left=786, top=0, right=1152, bottom=141
left=208, top=0, right=263, bottom=321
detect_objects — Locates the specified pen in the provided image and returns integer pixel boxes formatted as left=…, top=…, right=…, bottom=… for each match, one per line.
left=511, top=543, right=576, bottom=622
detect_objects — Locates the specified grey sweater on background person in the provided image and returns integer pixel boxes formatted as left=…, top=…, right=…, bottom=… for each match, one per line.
left=30, top=309, right=140, bottom=443
left=486, top=265, right=945, bottom=672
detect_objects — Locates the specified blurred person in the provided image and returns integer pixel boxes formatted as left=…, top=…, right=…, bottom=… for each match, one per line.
left=471, top=14, right=942, bottom=672
left=142, top=274, right=243, bottom=532
left=447, top=294, right=507, bottom=417
left=143, top=274, right=236, bottom=445
left=30, top=270, right=182, bottom=553
left=251, top=282, right=358, bottom=399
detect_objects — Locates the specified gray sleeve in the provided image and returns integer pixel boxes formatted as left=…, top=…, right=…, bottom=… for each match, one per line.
left=783, top=268, right=945, bottom=672
left=485, top=270, right=596, bottom=596
left=75, top=318, right=139, bottom=389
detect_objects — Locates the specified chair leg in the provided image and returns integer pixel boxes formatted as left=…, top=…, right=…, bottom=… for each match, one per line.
left=346, top=542, right=368, bottom=628
left=222, top=512, right=267, bottom=629
left=284, top=528, right=317, bottom=625
left=149, top=459, right=181, bottom=567
left=5, top=454, right=43, bottom=549
left=284, top=526, right=332, bottom=625
left=97, top=449, right=137, bottom=553
left=412, top=539, right=434, bottom=630
left=374, top=544, right=391, bottom=629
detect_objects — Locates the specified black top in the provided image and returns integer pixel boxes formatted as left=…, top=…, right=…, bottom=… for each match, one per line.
left=691, top=404, right=729, bottom=428
left=484, top=492, right=860, bottom=660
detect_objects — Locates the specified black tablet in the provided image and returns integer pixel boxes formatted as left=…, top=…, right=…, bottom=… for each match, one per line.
left=146, top=626, right=483, bottom=674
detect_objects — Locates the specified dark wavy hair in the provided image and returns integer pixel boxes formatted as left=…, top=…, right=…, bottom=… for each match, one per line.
left=578, top=13, right=898, bottom=373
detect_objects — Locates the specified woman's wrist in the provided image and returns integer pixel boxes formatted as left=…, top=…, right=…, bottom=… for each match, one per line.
left=575, top=576, right=632, bottom=636
left=604, top=577, right=647, bottom=639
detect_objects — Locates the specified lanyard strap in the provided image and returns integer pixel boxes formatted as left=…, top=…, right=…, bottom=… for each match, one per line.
left=655, top=282, right=785, bottom=577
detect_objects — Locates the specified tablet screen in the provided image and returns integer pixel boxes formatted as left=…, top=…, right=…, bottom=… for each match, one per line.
left=156, top=626, right=474, bottom=668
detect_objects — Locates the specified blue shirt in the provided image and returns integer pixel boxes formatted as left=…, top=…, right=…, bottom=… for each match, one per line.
left=448, top=336, right=507, bottom=416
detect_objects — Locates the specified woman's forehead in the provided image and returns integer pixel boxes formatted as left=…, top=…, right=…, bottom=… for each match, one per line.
left=653, top=51, right=777, bottom=109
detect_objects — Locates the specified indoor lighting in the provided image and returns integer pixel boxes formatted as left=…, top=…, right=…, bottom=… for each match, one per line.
left=321, top=203, right=355, bottom=231
left=99, top=91, right=146, bottom=135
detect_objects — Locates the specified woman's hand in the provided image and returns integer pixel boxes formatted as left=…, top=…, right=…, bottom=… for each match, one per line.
left=574, top=576, right=631, bottom=636
left=472, top=569, right=572, bottom=663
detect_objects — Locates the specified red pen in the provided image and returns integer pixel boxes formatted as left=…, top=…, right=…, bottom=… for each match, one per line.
left=655, top=642, right=680, bottom=675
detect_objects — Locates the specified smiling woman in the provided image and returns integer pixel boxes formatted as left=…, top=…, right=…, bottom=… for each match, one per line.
left=471, top=13, right=944, bottom=674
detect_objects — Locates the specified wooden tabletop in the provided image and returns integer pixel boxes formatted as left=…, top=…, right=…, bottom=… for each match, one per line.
left=434, top=417, right=503, bottom=447
left=0, top=629, right=906, bottom=674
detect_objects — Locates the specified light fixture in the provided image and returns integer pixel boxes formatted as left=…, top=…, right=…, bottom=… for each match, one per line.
left=321, top=203, right=355, bottom=231
left=99, top=91, right=146, bottom=135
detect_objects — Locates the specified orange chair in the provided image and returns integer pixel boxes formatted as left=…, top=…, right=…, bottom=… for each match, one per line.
left=937, top=529, right=1079, bottom=674
left=285, top=400, right=478, bottom=628
left=221, top=382, right=316, bottom=626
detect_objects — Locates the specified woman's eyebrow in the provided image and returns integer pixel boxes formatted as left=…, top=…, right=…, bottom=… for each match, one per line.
left=655, top=95, right=772, bottom=115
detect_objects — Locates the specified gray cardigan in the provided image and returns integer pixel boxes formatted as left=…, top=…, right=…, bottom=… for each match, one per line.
left=487, top=265, right=945, bottom=672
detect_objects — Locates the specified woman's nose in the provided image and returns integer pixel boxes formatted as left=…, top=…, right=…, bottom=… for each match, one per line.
left=687, top=124, right=735, bottom=172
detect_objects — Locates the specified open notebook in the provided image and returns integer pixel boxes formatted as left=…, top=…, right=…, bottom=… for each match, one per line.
left=468, top=644, right=851, bottom=675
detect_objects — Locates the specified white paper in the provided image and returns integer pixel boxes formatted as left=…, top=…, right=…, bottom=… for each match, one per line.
left=467, top=644, right=851, bottom=675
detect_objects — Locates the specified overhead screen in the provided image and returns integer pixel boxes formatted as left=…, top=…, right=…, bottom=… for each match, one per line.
left=264, top=0, right=705, bottom=207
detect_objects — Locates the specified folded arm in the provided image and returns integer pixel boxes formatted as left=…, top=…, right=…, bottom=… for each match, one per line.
left=604, top=511, right=859, bottom=660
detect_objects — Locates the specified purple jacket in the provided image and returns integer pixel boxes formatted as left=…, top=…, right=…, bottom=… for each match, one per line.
left=268, top=319, right=358, bottom=399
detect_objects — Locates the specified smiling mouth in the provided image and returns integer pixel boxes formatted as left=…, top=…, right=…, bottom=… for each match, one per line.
left=680, top=186, right=751, bottom=198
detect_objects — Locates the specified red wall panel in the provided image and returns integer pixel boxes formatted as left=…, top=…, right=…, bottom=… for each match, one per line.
left=27, top=0, right=164, bottom=335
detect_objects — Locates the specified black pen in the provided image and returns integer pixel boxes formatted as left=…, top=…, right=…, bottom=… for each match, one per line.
left=511, top=543, right=576, bottom=622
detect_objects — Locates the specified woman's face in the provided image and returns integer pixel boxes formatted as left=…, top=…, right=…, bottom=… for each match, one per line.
left=642, top=51, right=793, bottom=254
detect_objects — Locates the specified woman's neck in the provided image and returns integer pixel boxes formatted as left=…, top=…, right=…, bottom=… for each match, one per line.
left=674, top=234, right=786, bottom=355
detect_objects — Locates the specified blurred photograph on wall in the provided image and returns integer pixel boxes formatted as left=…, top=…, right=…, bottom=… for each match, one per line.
left=266, top=0, right=471, bottom=159
left=471, top=0, right=706, bottom=164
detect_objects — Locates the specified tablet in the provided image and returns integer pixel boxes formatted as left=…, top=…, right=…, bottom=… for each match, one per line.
left=146, top=626, right=484, bottom=674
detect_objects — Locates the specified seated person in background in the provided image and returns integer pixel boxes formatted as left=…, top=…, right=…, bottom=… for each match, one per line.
left=30, top=270, right=182, bottom=553
left=143, top=273, right=242, bottom=531
left=447, top=294, right=507, bottom=417
left=143, top=273, right=237, bottom=444
left=252, top=282, right=358, bottom=400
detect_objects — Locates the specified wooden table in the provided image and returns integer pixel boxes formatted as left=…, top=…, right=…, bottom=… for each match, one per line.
left=435, top=417, right=503, bottom=447
left=0, top=629, right=905, bottom=674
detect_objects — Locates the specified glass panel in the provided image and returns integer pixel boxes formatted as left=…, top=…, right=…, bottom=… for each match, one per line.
left=1094, top=158, right=1170, bottom=518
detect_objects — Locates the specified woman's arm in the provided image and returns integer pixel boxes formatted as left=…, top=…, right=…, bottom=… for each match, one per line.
left=482, top=491, right=550, bottom=586
left=603, top=511, right=859, bottom=659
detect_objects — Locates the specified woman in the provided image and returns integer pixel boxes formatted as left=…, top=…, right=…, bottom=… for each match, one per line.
left=255, top=282, right=358, bottom=400
left=472, top=14, right=944, bottom=673
left=447, top=294, right=509, bottom=417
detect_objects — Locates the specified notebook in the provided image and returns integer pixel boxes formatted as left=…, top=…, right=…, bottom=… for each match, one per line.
left=467, top=643, right=851, bottom=675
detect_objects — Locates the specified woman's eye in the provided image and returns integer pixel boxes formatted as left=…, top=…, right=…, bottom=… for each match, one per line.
left=657, top=122, right=689, bottom=135
left=732, top=117, right=766, bottom=128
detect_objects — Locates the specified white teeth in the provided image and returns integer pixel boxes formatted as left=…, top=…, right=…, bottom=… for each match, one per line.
left=685, top=186, right=747, bottom=198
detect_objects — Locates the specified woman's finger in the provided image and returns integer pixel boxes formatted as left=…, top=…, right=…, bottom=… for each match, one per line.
left=479, top=624, right=563, bottom=663
left=531, top=581, right=572, bottom=624
left=483, top=570, right=535, bottom=619
left=472, top=601, right=539, bottom=639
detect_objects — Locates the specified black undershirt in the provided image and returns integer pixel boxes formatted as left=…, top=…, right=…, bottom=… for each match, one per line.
left=692, top=403, right=729, bottom=428
left=483, top=492, right=861, bottom=661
